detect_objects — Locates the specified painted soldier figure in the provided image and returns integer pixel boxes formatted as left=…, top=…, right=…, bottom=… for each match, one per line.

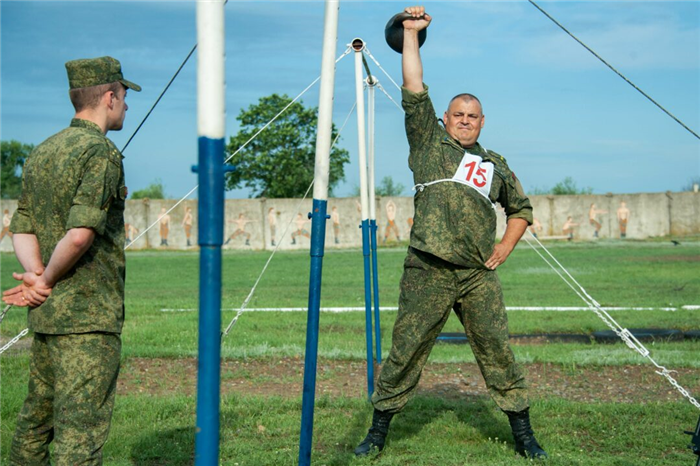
left=355, top=7, right=547, bottom=460
left=3, top=56, right=140, bottom=465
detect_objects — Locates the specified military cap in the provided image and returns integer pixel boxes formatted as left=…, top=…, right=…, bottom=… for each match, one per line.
left=65, top=56, right=141, bottom=91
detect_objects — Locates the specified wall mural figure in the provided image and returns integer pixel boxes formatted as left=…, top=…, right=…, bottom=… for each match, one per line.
left=383, top=200, right=401, bottom=243
left=1, top=209, right=13, bottom=242
left=331, top=206, right=341, bottom=244
left=616, top=201, right=630, bottom=239
left=159, top=207, right=171, bottom=246
left=226, top=213, right=253, bottom=246
left=562, top=216, right=579, bottom=241
left=182, top=206, right=194, bottom=247
left=125, top=223, right=139, bottom=246
left=588, top=203, right=608, bottom=238
left=268, top=207, right=278, bottom=247
left=529, top=217, right=543, bottom=238
left=291, top=213, right=311, bottom=245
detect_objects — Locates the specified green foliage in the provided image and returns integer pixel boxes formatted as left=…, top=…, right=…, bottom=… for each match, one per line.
left=377, top=176, right=406, bottom=196
left=352, top=176, right=407, bottom=197
left=130, top=179, right=166, bottom=199
left=530, top=176, right=593, bottom=196
left=1, top=140, right=34, bottom=199
left=225, top=94, right=350, bottom=198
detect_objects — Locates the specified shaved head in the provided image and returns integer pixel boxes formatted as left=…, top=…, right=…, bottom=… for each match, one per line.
left=448, top=93, right=483, bottom=115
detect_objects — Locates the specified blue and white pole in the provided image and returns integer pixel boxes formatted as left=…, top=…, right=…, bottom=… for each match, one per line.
left=194, top=1, right=225, bottom=464
left=352, top=38, right=375, bottom=398
left=366, top=74, right=382, bottom=364
left=298, top=1, right=339, bottom=465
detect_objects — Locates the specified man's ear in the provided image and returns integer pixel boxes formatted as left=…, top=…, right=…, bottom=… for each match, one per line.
left=103, top=90, right=116, bottom=109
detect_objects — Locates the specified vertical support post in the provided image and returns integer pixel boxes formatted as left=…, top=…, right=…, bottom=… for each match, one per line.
left=366, top=75, right=381, bottom=364
left=352, top=38, right=374, bottom=398
left=195, top=1, right=225, bottom=465
left=298, top=1, right=339, bottom=465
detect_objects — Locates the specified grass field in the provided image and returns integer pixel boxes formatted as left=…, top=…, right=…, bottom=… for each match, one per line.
left=1, top=239, right=699, bottom=465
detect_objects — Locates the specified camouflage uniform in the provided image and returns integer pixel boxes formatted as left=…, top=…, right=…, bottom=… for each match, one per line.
left=372, top=85, right=533, bottom=414
left=9, top=57, right=139, bottom=466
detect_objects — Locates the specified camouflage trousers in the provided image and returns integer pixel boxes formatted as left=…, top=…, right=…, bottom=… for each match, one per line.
left=10, top=332, right=121, bottom=466
left=372, top=247, right=529, bottom=413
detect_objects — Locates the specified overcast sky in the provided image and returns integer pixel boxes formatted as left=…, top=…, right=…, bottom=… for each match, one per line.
left=1, top=1, right=698, bottom=200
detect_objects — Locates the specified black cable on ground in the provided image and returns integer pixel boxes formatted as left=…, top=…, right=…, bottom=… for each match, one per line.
left=528, top=0, right=699, bottom=140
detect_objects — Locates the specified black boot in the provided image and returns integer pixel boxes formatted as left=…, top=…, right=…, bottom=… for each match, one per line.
left=506, top=408, right=548, bottom=460
left=354, top=409, right=394, bottom=457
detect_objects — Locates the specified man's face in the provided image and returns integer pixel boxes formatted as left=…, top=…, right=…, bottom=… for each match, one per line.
left=108, top=86, right=128, bottom=131
left=443, top=98, right=484, bottom=148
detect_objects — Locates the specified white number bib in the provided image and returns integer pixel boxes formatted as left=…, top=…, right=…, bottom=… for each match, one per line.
left=412, top=149, right=496, bottom=204
left=451, top=152, right=494, bottom=201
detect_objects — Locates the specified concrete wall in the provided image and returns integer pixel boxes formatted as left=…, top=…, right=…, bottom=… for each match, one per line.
left=1, top=190, right=698, bottom=252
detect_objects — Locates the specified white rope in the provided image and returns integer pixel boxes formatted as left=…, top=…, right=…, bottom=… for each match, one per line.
left=126, top=47, right=353, bottom=249
left=520, top=226, right=700, bottom=410
left=222, top=101, right=358, bottom=339
left=222, top=180, right=314, bottom=338
left=0, top=328, right=29, bottom=355
left=363, top=46, right=402, bottom=92
left=0, top=304, right=11, bottom=324
left=376, top=82, right=403, bottom=112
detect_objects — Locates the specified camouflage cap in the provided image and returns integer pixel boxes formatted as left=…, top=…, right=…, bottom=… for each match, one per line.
left=65, top=56, right=141, bottom=92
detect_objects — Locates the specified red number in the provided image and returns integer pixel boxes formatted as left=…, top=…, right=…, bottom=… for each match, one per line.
left=474, top=167, right=487, bottom=187
left=464, top=161, right=487, bottom=187
left=464, top=161, right=476, bottom=182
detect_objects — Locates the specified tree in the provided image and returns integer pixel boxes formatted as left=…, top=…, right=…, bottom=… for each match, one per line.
left=530, top=176, right=593, bottom=195
left=130, top=180, right=166, bottom=199
left=376, top=176, right=406, bottom=196
left=352, top=176, right=406, bottom=197
left=225, top=94, right=350, bottom=198
left=1, top=140, right=34, bottom=199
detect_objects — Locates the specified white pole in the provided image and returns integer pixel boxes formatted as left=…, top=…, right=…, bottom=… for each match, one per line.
left=353, top=39, right=369, bottom=221
left=367, top=75, right=377, bottom=221
left=197, top=1, right=225, bottom=141
left=312, top=1, right=340, bottom=201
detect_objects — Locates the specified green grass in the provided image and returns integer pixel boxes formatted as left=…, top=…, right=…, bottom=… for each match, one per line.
left=2, top=240, right=700, bottom=464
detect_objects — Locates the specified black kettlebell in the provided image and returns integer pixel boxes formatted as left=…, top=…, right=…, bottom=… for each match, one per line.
left=384, top=11, right=428, bottom=54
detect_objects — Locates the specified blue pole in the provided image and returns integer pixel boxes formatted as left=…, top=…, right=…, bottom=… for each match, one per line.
left=195, top=2, right=225, bottom=464
left=195, top=136, right=224, bottom=465
left=299, top=200, right=328, bottom=465
left=370, top=218, right=381, bottom=363
left=361, top=219, right=374, bottom=397
left=298, top=2, right=339, bottom=464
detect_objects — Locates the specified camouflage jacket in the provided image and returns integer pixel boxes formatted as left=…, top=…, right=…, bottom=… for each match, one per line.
left=404, top=85, right=533, bottom=268
left=11, top=119, right=126, bottom=334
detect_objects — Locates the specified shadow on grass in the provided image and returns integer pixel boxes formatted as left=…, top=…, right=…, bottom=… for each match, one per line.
left=329, top=393, right=511, bottom=465
left=130, top=426, right=194, bottom=466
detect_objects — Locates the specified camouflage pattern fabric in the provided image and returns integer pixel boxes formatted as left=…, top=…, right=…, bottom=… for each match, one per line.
left=372, top=247, right=529, bottom=414
left=11, top=118, right=126, bottom=335
left=403, top=85, right=533, bottom=268
left=65, top=56, right=141, bottom=91
left=10, top=332, right=121, bottom=466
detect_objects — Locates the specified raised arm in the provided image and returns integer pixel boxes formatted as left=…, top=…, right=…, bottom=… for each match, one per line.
left=402, top=6, right=432, bottom=92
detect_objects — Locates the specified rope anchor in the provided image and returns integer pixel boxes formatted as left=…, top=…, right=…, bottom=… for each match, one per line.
left=685, top=413, right=700, bottom=466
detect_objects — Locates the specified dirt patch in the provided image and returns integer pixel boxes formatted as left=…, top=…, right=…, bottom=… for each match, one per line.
left=117, top=357, right=700, bottom=404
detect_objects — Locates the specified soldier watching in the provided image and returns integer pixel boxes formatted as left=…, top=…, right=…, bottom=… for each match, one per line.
left=3, top=56, right=140, bottom=465
left=354, top=6, right=547, bottom=460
